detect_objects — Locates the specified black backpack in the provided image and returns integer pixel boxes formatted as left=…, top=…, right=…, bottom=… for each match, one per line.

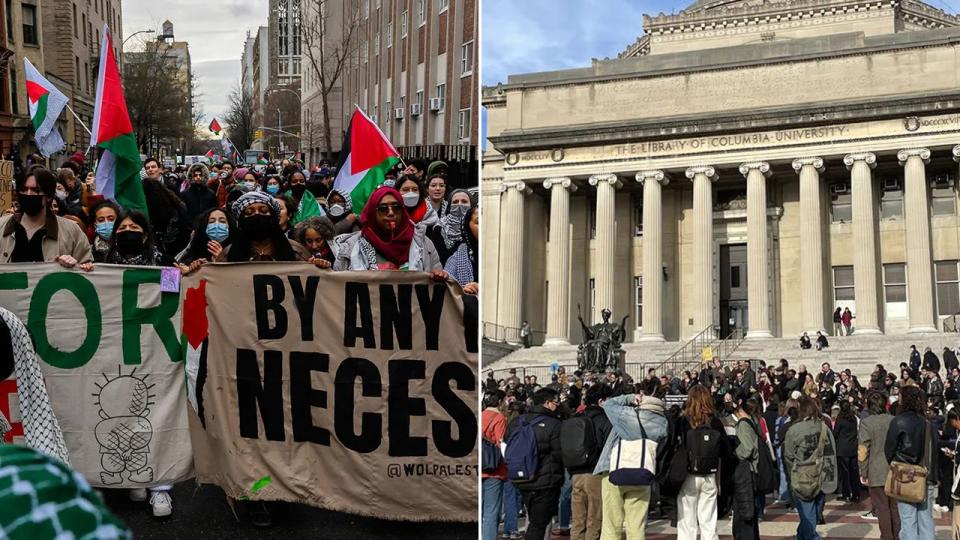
left=686, top=424, right=723, bottom=474
left=740, top=418, right=778, bottom=495
left=560, top=415, right=598, bottom=468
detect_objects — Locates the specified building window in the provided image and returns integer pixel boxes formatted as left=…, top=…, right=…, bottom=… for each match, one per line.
left=634, top=276, right=643, bottom=329
left=830, top=182, right=852, bottom=222
left=883, top=263, right=907, bottom=319
left=731, top=266, right=741, bottom=289
left=588, top=200, right=596, bottom=239
left=633, top=198, right=643, bottom=236
left=386, top=22, right=392, bottom=45
left=879, top=178, right=903, bottom=219
left=435, top=83, right=445, bottom=113
left=936, top=260, right=960, bottom=316
left=460, top=41, right=473, bottom=75
left=589, top=278, right=596, bottom=321
left=417, top=0, right=425, bottom=26
left=401, top=10, right=408, bottom=37
left=439, top=0, right=449, bottom=12
left=458, top=108, right=471, bottom=141
left=415, top=89, right=423, bottom=113
left=72, top=2, right=78, bottom=37
left=374, top=31, right=380, bottom=52
left=9, top=65, right=17, bottom=115
left=931, top=174, right=957, bottom=216
left=833, top=265, right=855, bottom=305
left=22, top=4, right=38, bottom=45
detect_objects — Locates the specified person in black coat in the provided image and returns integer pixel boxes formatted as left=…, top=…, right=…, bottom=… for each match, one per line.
left=910, top=345, right=922, bottom=379
left=884, top=385, right=941, bottom=534
left=923, top=347, right=942, bottom=374
left=505, top=388, right=564, bottom=540
left=944, top=347, right=959, bottom=373
left=565, top=384, right=613, bottom=539
left=833, top=402, right=860, bottom=502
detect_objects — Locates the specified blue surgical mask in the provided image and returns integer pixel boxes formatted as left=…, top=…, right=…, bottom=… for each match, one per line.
left=206, top=222, right=229, bottom=242
left=95, top=221, right=114, bottom=240
left=266, top=184, right=280, bottom=194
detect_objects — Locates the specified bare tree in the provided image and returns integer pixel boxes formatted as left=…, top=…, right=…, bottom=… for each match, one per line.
left=300, top=0, right=361, bottom=160
left=224, top=83, right=255, bottom=152
left=122, top=40, right=195, bottom=155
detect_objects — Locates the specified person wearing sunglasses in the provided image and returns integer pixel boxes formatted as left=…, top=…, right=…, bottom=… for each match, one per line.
left=180, top=163, right=218, bottom=227
left=333, top=186, right=446, bottom=279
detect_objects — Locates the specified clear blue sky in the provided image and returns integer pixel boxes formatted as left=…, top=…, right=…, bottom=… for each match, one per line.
left=481, top=0, right=960, bottom=86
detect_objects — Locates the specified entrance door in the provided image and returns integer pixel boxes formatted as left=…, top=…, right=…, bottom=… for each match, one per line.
left=719, top=244, right=749, bottom=338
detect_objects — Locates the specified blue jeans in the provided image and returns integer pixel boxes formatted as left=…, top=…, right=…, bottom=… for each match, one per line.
left=796, top=493, right=823, bottom=540
left=558, top=472, right=572, bottom=529
left=503, top=480, right=521, bottom=534
left=778, top=448, right=791, bottom=505
left=897, top=484, right=935, bottom=540
left=482, top=478, right=504, bottom=540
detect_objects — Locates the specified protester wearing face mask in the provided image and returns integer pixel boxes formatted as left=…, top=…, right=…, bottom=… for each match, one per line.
left=180, top=163, right=218, bottom=226
left=264, top=176, right=282, bottom=195
left=283, top=167, right=324, bottom=226
left=235, top=168, right=260, bottom=192
left=396, top=174, right=438, bottom=227
left=214, top=191, right=312, bottom=262
left=431, top=188, right=472, bottom=265
left=104, top=210, right=171, bottom=266
left=0, top=168, right=92, bottom=269
left=55, top=168, right=84, bottom=215
left=176, top=208, right=234, bottom=273
left=293, top=216, right=336, bottom=269
left=88, top=200, right=120, bottom=263
left=332, top=186, right=446, bottom=279
left=443, top=206, right=478, bottom=295
left=325, top=189, right=360, bottom=234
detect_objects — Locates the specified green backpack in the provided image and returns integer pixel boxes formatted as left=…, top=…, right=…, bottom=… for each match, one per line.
left=791, top=421, right=828, bottom=501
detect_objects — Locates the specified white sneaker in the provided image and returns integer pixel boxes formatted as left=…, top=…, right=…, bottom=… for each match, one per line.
left=149, top=491, right=173, bottom=518
left=129, top=488, right=147, bottom=502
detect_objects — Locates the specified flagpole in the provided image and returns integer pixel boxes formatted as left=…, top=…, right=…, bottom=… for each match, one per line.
left=65, top=103, right=92, bottom=136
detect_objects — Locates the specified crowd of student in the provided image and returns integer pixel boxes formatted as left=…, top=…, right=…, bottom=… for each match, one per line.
left=482, top=346, right=960, bottom=540
left=0, top=151, right=479, bottom=526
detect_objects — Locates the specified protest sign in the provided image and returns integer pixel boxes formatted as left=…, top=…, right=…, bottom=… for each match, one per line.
left=0, top=263, right=193, bottom=488
left=183, top=263, right=478, bottom=522
left=0, top=161, right=13, bottom=214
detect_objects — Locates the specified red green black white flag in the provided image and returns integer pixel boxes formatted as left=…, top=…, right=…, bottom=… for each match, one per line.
left=23, top=58, right=68, bottom=157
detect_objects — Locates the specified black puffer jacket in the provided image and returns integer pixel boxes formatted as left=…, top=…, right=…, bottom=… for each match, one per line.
left=506, top=405, right=564, bottom=491
left=733, top=458, right=755, bottom=520
left=566, top=406, right=612, bottom=476
left=884, top=410, right=941, bottom=485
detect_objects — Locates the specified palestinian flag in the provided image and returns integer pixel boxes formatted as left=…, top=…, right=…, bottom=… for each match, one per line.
left=204, top=149, right=214, bottom=159
left=209, top=118, right=221, bottom=135
left=91, top=25, right=147, bottom=215
left=23, top=58, right=68, bottom=157
left=333, top=107, right=400, bottom=214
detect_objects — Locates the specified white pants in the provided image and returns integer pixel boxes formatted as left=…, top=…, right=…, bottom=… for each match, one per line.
left=676, top=474, right=719, bottom=540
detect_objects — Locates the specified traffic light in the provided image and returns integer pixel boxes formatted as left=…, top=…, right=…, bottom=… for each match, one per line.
left=255, top=130, right=264, bottom=140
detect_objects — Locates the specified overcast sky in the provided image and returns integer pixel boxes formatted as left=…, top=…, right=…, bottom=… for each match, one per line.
left=122, top=1, right=267, bottom=131
left=482, top=0, right=960, bottom=85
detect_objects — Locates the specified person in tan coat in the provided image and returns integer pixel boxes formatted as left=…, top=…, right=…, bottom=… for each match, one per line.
left=0, top=168, right=91, bottom=269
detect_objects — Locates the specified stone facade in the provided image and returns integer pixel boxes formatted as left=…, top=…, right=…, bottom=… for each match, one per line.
left=482, top=0, right=960, bottom=349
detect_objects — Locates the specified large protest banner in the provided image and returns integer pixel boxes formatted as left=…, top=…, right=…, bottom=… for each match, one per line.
left=182, top=263, right=478, bottom=522
left=0, top=263, right=194, bottom=488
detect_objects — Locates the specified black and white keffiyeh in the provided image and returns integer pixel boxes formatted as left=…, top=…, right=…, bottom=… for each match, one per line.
left=231, top=191, right=281, bottom=223
left=0, top=308, right=70, bottom=464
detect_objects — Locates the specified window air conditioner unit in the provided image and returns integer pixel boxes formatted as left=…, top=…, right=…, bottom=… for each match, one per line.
left=411, top=103, right=422, bottom=116
left=429, top=97, right=443, bottom=111
left=830, top=183, right=848, bottom=195
left=933, top=174, right=955, bottom=188
left=395, top=107, right=404, bottom=120
left=883, top=178, right=901, bottom=191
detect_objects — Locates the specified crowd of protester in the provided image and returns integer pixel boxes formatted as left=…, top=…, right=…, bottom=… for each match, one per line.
left=0, top=151, right=479, bottom=526
left=482, top=346, right=960, bottom=540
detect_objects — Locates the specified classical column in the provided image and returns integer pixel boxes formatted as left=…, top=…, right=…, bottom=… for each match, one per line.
left=543, top=177, right=576, bottom=345
left=496, top=181, right=531, bottom=342
left=740, top=162, right=773, bottom=338
left=792, top=157, right=827, bottom=334
left=898, top=148, right=937, bottom=333
left=685, top=166, right=718, bottom=336
left=589, top=174, right=621, bottom=323
left=635, top=170, right=669, bottom=341
left=843, top=153, right=882, bottom=335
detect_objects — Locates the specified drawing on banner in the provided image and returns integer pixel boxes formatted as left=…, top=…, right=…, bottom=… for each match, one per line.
left=94, top=366, right=156, bottom=485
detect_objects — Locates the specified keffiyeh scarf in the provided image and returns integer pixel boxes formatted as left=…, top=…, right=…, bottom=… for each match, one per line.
left=231, top=191, right=281, bottom=223
left=0, top=308, right=70, bottom=463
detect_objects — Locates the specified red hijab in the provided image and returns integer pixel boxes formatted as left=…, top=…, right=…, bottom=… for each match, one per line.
left=361, top=186, right=415, bottom=267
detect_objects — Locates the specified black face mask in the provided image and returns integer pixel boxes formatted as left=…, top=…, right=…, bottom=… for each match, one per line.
left=723, top=402, right=736, bottom=414
left=116, top=230, right=145, bottom=255
left=243, top=214, right=274, bottom=241
left=290, top=184, right=306, bottom=198
left=18, top=194, right=44, bottom=216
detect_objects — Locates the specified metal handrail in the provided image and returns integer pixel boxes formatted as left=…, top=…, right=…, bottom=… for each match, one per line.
left=649, top=326, right=746, bottom=378
left=482, top=322, right=546, bottom=346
